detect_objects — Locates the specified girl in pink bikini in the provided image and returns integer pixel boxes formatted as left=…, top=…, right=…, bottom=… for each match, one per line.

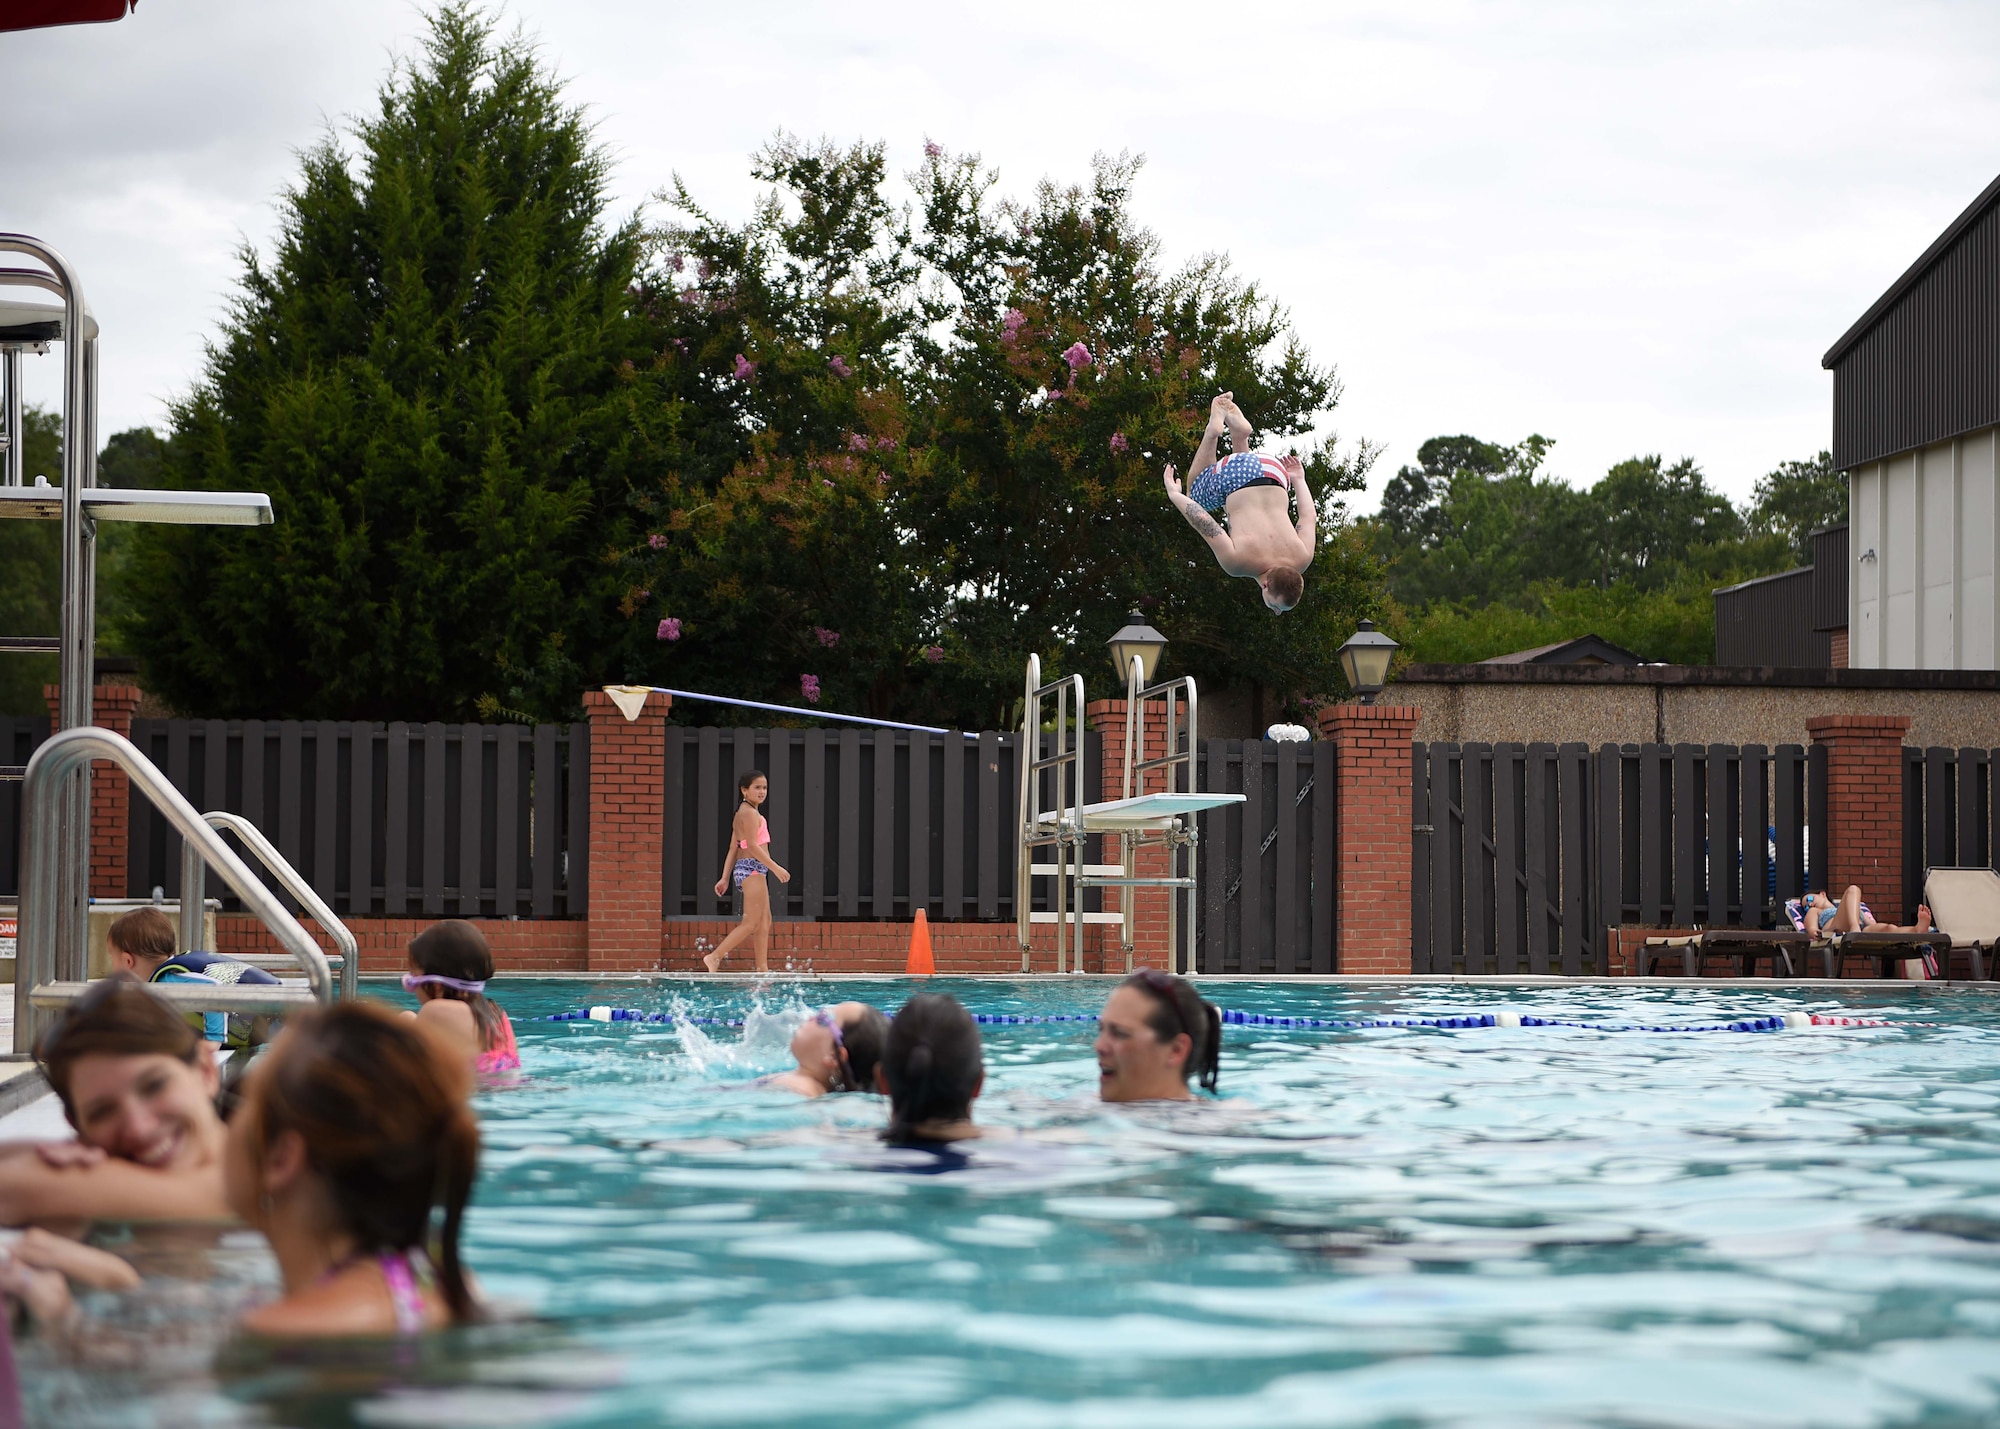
left=705, top=769, right=790, bottom=973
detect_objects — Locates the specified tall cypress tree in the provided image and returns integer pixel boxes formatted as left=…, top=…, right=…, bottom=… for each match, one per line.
left=122, top=3, right=671, bottom=720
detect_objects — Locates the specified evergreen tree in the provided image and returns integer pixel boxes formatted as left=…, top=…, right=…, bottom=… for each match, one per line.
left=118, top=4, right=670, bottom=720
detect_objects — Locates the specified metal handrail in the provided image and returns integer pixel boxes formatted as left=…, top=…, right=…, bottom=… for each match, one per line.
left=186, top=811, right=359, bottom=1003
left=1121, top=659, right=1202, bottom=975
left=14, top=728, right=333, bottom=1051
left=1016, top=654, right=1087, bottom=973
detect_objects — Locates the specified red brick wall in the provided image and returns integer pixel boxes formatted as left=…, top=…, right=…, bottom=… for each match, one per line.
left=46, top=682, right=144, bottom=900
left=1317, top=703, right=1422, bottom=975
left=1829, top=628, right=1849, bottom=670
left=585, top=689, right=669, bottom=972
left=215, top=913, right=588, bottom=974
left=1807, top=713, right=1909, bottom=920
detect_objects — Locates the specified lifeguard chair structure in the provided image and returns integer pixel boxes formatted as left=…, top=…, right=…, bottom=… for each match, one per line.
left=2, top=234, right=347, bottom=1055
left=1017, top=653, right=1243, bottom=975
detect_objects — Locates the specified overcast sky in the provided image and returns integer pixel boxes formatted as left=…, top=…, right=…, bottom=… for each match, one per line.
left=6, top=0, right=1998, bottom=511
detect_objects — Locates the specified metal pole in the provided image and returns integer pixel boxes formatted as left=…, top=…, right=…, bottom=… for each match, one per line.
left=206, top=811, right=360, bottom=1003
left=1, top=348, right=20, bottom=486
left=1016, top=655, right=1037, bottom=973
left=1185, top=678, right=1200, bottom=977
left=179, top=839, right=205, bottom=955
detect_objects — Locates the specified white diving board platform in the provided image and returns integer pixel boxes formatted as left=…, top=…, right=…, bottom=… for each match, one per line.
left=1035, top=790, right=1243, bottom=832
left=0, top=485, right=273, bottom=525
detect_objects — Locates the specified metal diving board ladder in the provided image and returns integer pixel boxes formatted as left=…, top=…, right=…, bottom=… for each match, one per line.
left=1015, top=654, right=1243, bottom=975
left=1, top=233, right=336, bottom=1051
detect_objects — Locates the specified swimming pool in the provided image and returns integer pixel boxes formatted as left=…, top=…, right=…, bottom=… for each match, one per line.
left=23, top=976, right=2000, bottom=1427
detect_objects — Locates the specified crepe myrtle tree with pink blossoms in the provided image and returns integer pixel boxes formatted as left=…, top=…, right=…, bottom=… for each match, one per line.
left=623, top=134, right=1383, bottom=730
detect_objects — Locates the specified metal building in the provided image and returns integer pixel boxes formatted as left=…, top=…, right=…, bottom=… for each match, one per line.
left=1824, top=169, right=2000, bottom=670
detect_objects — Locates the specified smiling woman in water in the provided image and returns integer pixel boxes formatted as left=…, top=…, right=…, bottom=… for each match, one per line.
left=0, top=979, right=233, bottom=1228
left=1095, top=970, right=1222, bottom=1103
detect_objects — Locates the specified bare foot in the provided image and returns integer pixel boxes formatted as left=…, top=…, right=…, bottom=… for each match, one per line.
left=1918, top=904, right=1934, bottom=932
left=702, top=952, right=722, bottom=973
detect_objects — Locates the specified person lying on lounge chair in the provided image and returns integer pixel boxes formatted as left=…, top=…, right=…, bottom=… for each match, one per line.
left=1792, top=886, right=1935, bottom=937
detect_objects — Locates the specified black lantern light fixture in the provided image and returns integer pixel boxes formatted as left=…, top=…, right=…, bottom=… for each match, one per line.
left=1336, top=619, right=1399, bottom=704
left=1106, top=610, right=1168, bottom=693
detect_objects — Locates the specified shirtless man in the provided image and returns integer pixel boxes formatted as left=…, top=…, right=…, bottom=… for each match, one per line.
left=1162, top=393, right=1315, bottom=612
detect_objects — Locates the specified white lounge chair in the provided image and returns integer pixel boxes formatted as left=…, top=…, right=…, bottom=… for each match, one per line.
left=1921, top=866, right=2000, bottom=981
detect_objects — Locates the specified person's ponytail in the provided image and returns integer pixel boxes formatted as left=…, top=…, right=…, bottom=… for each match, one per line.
left=1196, top=1002, right=1221, bottom=1093
left=433, top=1104, right=481, bottom=1322
left=880, top=996, right=981, bottom=1141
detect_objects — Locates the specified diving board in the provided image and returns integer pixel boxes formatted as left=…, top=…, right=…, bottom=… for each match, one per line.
left=1038, top=790, right=1244, bottom=832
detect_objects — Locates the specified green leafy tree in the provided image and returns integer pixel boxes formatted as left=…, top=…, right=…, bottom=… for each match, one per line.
left=1748, top=450, right=1846, bottom=561
left=629, top=141, right=1385, bottom=728
left=117, top=4, right=672, bottom=720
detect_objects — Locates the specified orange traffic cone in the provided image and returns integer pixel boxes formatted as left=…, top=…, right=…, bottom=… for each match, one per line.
left=906, top=908, right=935, bottom=976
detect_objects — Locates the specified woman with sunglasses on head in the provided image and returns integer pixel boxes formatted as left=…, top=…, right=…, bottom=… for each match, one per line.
left=1095, top=969, right=1222, bottom=1102
left=402, top=920, right=518, bottom=1074
left=705, top=769, right=791, bottom=974
left=766, top=1003, right=889, bottom=1097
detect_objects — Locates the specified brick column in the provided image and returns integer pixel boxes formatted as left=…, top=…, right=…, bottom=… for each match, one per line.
left=584, top=688, right=670, bottom=971
left=1084, top=698, right=1180, bottom=971
left=1316, top=703, right=1423, bottom=975
left=45, top=682, right=144, bottom=899
left=1808, top=714, right=1909, bottom=919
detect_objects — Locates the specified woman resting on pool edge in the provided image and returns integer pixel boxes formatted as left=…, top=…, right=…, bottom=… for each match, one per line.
left=705, top=769, right=791, bottom=973
left=0, top=978, right=234, bottom=1228
left=767, top=1003, right=889, bottom=1097
left=1096, top=969, right=1221, bottom=1102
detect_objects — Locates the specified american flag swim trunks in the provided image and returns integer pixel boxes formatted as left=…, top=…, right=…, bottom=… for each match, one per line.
left=1189, top=451, right=1289, bottom=513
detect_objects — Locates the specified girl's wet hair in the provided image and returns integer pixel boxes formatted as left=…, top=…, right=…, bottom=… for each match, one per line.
left=248, top=1001, right=481, bottom=1323
left=830, top=1005, right=890, bottom=1094
left=1121, top=970, right=1221, bottom=1092
left=739, top=768, right=766, bottom=794
left=35, top=977, right=204, bottom=1130
left=880, top=994, right=982, bottom=1139
left=408, top=919, right=503, bottom=1051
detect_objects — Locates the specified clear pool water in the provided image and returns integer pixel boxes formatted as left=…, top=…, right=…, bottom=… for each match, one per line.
left=25, top=977, right=2000, bottom=1428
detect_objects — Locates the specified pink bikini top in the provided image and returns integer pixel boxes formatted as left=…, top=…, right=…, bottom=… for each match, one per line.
left=738, top=815, right=770, bottom=851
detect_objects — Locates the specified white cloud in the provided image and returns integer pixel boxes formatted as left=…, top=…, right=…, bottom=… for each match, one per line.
left=5, top=0, right=1996, bottom=507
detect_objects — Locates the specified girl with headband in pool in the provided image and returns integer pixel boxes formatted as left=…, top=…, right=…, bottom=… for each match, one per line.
left=704, top=769, right=791, bottom=974
left=1095, top=969, right=1221, bottom=1102
left=402, top=920, right=519, bottom=1074
left=766, top=1003, right=890, bottom=1097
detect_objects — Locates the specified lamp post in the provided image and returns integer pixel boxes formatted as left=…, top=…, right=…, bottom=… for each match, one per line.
left=1106, top=610, right=1168, bottom=700
left=1336, top=619, right=1399, bottom=705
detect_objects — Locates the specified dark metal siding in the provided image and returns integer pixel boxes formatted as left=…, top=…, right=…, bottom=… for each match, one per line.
left=1826, top=178, right=2000, bottom=470
left=1714, top=569, right=1832, bottom=667
left=1810, top=524, right=1848, bottom=631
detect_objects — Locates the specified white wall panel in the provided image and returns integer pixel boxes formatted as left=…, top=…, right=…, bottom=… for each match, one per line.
left=1853, top=425, right=2000, bottom=670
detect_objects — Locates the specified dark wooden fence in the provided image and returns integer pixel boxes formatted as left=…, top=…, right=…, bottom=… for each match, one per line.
left=663, top=727, right=1103, bottom=922
left=126, top=719, right=588, bottom=918
left=1413, top=742, right=1826, bottom=974
left=1192, top=740, right=1335, bottom=974
left=0, top=716, right=51, bottom=900
left=1903, top=745, right=2000, bottom=916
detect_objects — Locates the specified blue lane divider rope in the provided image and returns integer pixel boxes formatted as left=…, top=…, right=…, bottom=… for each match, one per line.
left=544, top=1008, right=1805, bottom=1034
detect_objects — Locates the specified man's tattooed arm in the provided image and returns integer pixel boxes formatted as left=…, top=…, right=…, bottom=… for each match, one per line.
left=1177, top=499, right=1225, bottom=540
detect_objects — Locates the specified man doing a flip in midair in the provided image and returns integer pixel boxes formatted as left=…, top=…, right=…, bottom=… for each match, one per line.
left=1161, top=393, right=1315, bottom=612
